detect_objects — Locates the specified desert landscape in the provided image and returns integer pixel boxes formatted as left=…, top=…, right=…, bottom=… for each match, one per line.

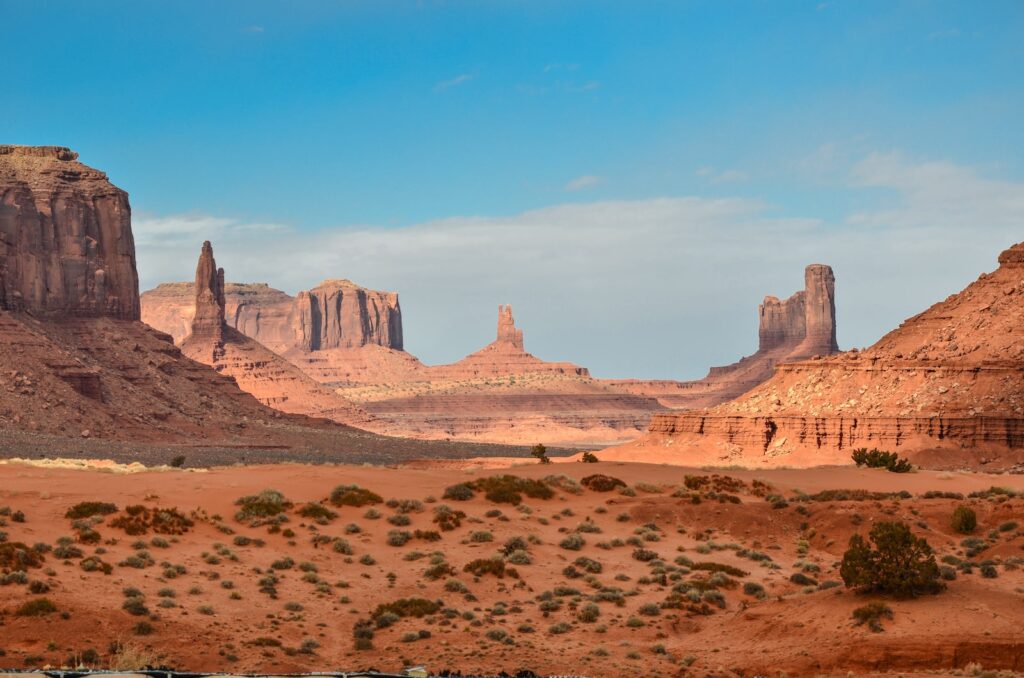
left=4, top=3, right=1024, bottom=676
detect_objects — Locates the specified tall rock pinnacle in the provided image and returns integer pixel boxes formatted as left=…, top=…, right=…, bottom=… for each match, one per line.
left=190, top=241, right=226, bottom=343
left=496, top=304, right=524, bottom=351
left=788, top=264, right=838, bottom=360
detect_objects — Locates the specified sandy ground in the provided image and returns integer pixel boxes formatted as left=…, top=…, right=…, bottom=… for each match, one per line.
left=1, top=460, right=1023, bottom=677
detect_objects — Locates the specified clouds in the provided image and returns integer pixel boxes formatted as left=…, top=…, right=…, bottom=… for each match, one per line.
left=133, top=152, right=1024, bottom=380
left=434, top=73, right=473, bottom=92
left=564, top=175, right=603, bottom=192
left=695, top=166, right=748, bottom=184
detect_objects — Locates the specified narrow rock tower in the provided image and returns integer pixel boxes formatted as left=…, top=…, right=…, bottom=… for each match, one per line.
left=496, top=304, right=525, bottom=351
left=787, top=264, right=839, bottom=360
left=190, top=241, right=226, bottom=344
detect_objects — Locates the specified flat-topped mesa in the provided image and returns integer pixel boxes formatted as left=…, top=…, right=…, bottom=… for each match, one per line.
left=786, top=264, right=838, bottom=360
left=495, top=304, right=525, bottom=350
left=0, top=145, right=139, bottom=320
left=295, top=279, right=403, bottom=351
left=189, top=241, right=226, bottom=344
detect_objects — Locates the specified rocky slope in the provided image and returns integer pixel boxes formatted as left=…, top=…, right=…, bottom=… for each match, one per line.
left=631, top=243, right=1024, bottom=468
left=0, top=145, right=400, bottom=450
left=608, top=264, right=840, bottom=409
left=179, top=242, right=373, bottom=428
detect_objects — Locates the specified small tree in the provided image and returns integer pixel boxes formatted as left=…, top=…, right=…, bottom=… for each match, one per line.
left=951, top=505, right=977, bottom=534
left=580, top=451, right=599, bottom=463
left=840, top=521, right=943, bottom=597
left=531, top=444, right=551, bottom=465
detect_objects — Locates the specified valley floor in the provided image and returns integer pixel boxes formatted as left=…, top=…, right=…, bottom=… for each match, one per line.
left=1, top=460, right=1023, bottom=676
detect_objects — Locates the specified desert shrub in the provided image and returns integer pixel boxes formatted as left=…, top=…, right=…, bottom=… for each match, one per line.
left=581, top=474, right=626, bottom=492
left=852, top=601, right=893, bottom=632
left=981, top=564, right=998, bottom=578
left=531, top=443, right=551, bottom=464
left=387, top=530, right=412, bottom=547
left=387, top=513, right=411, bottom=526
left=581, top=451, right=599, bottom=463
left=469, top=530, right=493, bottom=543
left=692, top=562, right=748, bottom=577
left=851, top=448, right=912, bottom=473
left=742, top=582, right=765, bottom=598
left=506, top=549, right=531, bottom=565
left=64, top=502, right=117, bottom=520
left=637, top=603, right=661, bottom=616
left=413, top=529, right=442, bottom=542
left=464, top=558, right=508, bottom=578
left=544, top=475, right=584, bottom=495
left=577, top=602, right=600, bottom=622
left=234, top=490, right=292, bottom=524
left=560, top=533, right=585, bottom=551
left=372, top=597, right=440, bottom=620
left=112, top=505, right=193, bottom=535
left=840, top=521, right=943, bottom=597
left=330, top=485, right=382, bottom=508
left=442, top=483, right=475, bottom=501
left=297, top=503, right=337, bottom=524
left=574, top=556, right=603, bottom=574
left=0, top=542, right=44, bottom=570
left=432, top=504, right=466, bottom=532
left=122, top=596, right=149, bottom=616
left=790, top=572, right=817, bottom=586
left=424, top=562, right=456, bottom=580
left=471, top=475, right=553, bottom=505
left=80, top=556, right=112, bottom=574
left=951, top=505, right=977, bottom=534
left=632, top=548, right=658, bottom=562
left=16, top=598, right=57, bottom=616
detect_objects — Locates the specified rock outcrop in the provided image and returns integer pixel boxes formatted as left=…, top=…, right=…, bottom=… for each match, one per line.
left=608, top=264, right=840, bottom=409
left=179, top=243, right=373, bottom=428
left=631, top=243, right=1024, bottom=468
left=142, top=278, right=403, bottom=353
left=0, top=145, right=139, bottom=320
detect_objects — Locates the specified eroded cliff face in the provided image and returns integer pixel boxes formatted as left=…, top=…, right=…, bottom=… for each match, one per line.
left=142, top=278, right=403, bottom=353
left=0, top=145, right=139, bottom=320
left=295, top=279, right=403, bottom=351
left=635, top=243, right=1024, bottom=467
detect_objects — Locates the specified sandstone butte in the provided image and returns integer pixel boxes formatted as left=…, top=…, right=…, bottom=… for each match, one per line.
left=178, top=241, right=373, bottom=428
left=607, top=264, right=841, bottom=409
left=615, top=241, right=1024, bottom=469
left=0, top=145, right=457, bottom=456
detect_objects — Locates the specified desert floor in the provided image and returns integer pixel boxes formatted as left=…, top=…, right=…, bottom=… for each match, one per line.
left=2, top=458, right=1023, bottom=677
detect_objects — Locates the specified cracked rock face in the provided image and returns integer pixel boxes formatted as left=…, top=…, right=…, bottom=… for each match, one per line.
left=0, top=145, right=140, bottom=320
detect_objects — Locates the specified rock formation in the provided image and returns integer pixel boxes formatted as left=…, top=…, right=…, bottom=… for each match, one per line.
left=179, top=242, right=373, bottom=428
left=142, top=278, right=403, bottom=352
left=608, top=264, right=840, bottom=409
left=496, top=304, right=524, bottom=350
left=0, top=145, right=139, bottom=320
left=632, top=243, right=1024, bottom=468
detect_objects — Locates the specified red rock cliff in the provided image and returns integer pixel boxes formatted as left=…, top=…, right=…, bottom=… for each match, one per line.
left=295, top=279, right=403, bottom=351
left=0, top=145, right=139, bottom=320
left=189, top=240, right=226, bottom=344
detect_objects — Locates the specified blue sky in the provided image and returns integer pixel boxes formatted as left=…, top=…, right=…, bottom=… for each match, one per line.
left=4, top=1, right=1024, bottom=378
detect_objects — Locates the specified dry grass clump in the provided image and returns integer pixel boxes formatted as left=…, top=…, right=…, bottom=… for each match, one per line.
left=111, top=505, right=193, bottom=535
left=297, top=503, right=338, bottom=524
left=852, top=601, right=893, bottom=632
left=330, top=485, right=383, bottom=508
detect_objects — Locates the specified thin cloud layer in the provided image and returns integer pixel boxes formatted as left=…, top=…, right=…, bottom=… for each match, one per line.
left=134, top=153, right=1024, bottom=379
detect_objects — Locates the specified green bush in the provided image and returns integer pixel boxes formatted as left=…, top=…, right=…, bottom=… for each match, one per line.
left=580, top=451, right=599, bottom=463
left=851, top=448, right=912, bottom=473
left=840, top=521, right=943, bottom=597
left=371, top=597, right=440, bottom=620
left=531, top=443, right=551, bottom=465
left=442, top=483, right=475, bottom=501
left=64, top=502, right=117, bottom=520
left=951, top=505, right=977, bottom=534
left=471, top=476, right=553, bottom=505
left=234, top=490, right=291, bottom=521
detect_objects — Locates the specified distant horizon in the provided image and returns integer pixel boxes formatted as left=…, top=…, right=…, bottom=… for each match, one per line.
left=6, top=1, right=1022, bottom=378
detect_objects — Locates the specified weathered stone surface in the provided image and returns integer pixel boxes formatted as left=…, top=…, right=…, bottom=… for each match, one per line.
left=0, top=145, right=139, bottom=320
left=295, top=279, right=403, bottom=351
left=786, top=264, right=838, bottom=360
left=189, top=241, right=226, bottom=345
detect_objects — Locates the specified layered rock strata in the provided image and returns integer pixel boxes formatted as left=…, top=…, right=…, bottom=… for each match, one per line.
left=635, top=242, right=1024, bottom=467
